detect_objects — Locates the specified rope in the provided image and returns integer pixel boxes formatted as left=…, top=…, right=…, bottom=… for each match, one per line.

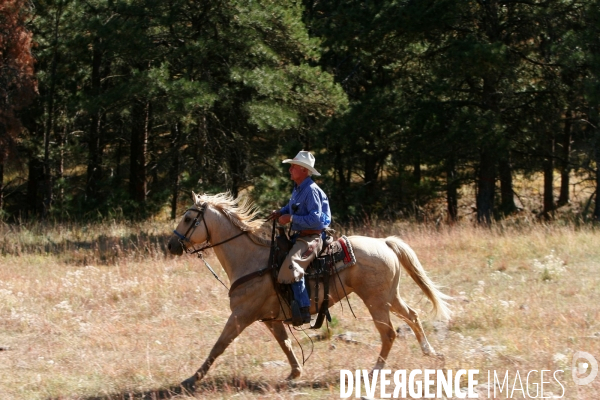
left=287, top=324, right=314, bottom=366
left=335, top=263, right=357, bottom=319
left=198, top=252, right=229, bottom=291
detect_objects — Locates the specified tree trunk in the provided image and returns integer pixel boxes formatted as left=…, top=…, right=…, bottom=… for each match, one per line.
left=333, top=146, right=349, bottom=215
left=55, top=119, right=66, bottom=208
left=364, top=153, right=379, bottom=185
left=170, top=123, right=181, bottom=219
left=558, top=110, right=572, bottom=206
left=498, top=154, right=516, bottom=215
left=27, top=156, right=44, bottom=217
left=147, top=113, right=157, bottom=197
left=446, top=156, right=458, bottom=222
left=129, top=100, right=149, bottom=203
left=196, top=113, right=207, bottom=172
left=0, top=161, right=4, bottom=213
left=86, top=37, right=103, bottom=201
left=115, top=133, right=123, bottom=182
left=363, top=153, right=380, bottom=215
left=476, top=148, right=495, bottom=225
left=334, top=146, right=347, bottom=188
left=594, top=133, right=600, bottom=222
left=542, top=136, right=555, bottom=218
left=413, top=153, right=421, bottom=184
left=477, top=71, right=502, bottom=225
left=86, top=112, right=103, bottom=199
left=42, top=3, right=63, bottom=216
left=226, top=142, right=244, bottom=199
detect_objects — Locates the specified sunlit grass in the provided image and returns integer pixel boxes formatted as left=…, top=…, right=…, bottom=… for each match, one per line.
left=0, top=220, right=599, bottom=399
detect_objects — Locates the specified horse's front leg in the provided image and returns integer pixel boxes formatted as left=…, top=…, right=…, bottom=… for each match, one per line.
left=181, top=313, right=253, bottom=392
left=263, top=320, right=302, bottom=380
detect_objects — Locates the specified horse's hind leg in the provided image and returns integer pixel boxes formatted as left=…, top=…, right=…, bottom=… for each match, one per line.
left=363, top=301, right=397, bottom=371
left=391, top=295, right=442, bottom=361
left=263, top=320, right=302, bottom=380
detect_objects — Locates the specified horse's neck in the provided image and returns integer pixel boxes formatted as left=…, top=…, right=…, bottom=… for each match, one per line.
left=208, top=212, right=269, bottom=283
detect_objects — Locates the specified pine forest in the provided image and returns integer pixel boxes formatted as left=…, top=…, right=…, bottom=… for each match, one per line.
left=2, top=0, right=600, bottom=224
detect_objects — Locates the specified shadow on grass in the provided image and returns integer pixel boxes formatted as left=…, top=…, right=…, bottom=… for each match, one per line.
left=47, top=376, right=331, bottom=399
left=2, top=232, right=172, bottom=265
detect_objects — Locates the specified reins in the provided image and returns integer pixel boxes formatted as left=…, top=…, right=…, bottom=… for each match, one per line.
left=189, top=231, right=247, bottom=255
left=197, top=252, right=230, bottom=291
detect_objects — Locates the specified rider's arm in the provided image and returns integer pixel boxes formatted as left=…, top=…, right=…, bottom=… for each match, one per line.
left=292, top=189, right=328, bottom=230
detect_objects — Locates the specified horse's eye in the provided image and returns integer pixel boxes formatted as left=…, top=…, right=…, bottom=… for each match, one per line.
left=185, top=217, right=191, bottom=223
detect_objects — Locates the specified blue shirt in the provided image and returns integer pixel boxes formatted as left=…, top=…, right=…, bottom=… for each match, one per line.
left=280, top=177, right=331, bottom=231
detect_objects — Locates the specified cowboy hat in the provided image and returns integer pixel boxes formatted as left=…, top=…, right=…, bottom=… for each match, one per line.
left=282, top=150, right=321, bottom=176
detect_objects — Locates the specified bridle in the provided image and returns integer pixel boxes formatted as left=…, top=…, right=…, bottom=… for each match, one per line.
left=173, top=202, right=247, bottom=255
left=173, top=202, right=249, bottom=290
left=173, top=203, right=210, bottom=251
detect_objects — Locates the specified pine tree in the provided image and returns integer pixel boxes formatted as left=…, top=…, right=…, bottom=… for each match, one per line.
left=0, top=0, right=37, bottom=214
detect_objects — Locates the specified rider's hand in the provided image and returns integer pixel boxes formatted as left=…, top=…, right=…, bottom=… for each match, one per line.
left=278, top=214, right=292, bottom=225
left=267, top=210, right=282, bottom=221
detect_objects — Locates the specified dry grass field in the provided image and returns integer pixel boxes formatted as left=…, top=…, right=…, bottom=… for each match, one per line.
left=1, top=218, right=599, bottom=399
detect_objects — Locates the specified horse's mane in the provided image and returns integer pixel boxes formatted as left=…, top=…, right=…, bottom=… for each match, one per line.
left=194, top=192, right=270, bottom=246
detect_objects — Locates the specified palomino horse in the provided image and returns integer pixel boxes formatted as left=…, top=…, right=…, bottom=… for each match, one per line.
left=167, top=192, right=451, bottom=390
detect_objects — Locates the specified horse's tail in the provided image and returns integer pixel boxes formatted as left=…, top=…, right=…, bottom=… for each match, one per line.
left=385, top=236, right=452, bottom=320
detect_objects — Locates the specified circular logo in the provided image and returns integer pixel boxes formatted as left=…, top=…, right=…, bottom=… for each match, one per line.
left=572, top=351, right=598, bottom=386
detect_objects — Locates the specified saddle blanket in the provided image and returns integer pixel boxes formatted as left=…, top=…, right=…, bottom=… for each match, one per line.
left=306, top=235, right=357, bottom=277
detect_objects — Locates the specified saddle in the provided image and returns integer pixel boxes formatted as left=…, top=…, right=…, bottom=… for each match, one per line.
left=272, top=228, right=356, bottom=329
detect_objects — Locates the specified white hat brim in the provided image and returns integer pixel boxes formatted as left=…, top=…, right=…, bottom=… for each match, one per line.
left=282, top=159, right=321, bottom=176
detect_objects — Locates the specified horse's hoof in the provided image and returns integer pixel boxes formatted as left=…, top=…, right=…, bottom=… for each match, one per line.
left=286, top=369, right=302, bottom=380
left=180, top=376, right=197, bottom=394
left=434, top=352, right=445, bottom=364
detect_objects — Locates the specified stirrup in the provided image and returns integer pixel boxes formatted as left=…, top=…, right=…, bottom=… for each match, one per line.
left=284, top=302, right=310, bottom=326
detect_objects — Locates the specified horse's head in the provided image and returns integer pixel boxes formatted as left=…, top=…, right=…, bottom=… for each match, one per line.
left=168, top=192, right=210, bottom=256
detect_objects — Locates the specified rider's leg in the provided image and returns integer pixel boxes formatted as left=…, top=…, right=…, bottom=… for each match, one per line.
left=291, top=278, right=310, bottom=307
left=291, top=278, right=311, bottom=323
left=278, top=234, right=322, bottom=325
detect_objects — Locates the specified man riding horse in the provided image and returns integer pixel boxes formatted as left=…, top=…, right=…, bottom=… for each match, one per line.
left=168, top=150, right=450, bottom=390
left=269, top=150, right=331, bottom=326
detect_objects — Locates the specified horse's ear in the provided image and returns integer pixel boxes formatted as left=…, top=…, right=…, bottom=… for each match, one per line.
left=192, top=191, right=198, bottom=203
